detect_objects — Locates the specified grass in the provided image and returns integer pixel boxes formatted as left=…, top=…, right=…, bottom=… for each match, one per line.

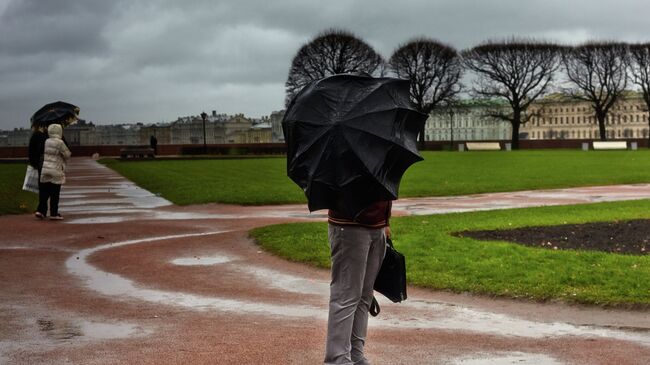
left=102, top=150, right=650, bottom=206
left=400, top=149, right=650, bottom=197
left=250, top=199, right=650, bottom=307
left=0, top=164, right=38, bottom=215
left=101, top=158, right=305, bottom=205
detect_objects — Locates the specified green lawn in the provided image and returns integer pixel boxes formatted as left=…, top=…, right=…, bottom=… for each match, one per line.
left=102, top=158, right=305, bottom=205
left=0, top=164, right=38, bottom=215
left=102, top=150, right=650, bottom=206
left=251, top=199, right=650, bottom=307
left=403, top=150, right=650, bottom=197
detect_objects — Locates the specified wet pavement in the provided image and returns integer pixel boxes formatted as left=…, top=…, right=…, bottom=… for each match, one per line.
left=1, top=157, right=650, bottom=364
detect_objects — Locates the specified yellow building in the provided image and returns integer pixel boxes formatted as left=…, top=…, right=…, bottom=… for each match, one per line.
left=227, top=121, right=272, bottom=143
left=523, top=92, right=649, bottom=140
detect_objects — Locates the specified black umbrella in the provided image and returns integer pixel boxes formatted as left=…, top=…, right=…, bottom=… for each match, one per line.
left=31, top=101, right=80, bottom=128
left=282, top=74, right=427, bottom=218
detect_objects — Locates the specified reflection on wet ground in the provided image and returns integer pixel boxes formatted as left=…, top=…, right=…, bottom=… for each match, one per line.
left=37, top=318, right=144, bottom=341
left=393, top=184, right=650, bottom=215
left=171, top=254, right=235, bottom=266
left=0, top=301, right=149, bottom=364
left=67, top=231, right=650, bottom=346
left=450, top=352, right=565, bottom=365
left=7, top=157, right=650, bottom=364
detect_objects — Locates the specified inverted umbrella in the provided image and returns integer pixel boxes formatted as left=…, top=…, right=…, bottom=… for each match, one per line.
left=282, top=74, right=427, bottom=218
left=31, top=101, right=80, bottom=128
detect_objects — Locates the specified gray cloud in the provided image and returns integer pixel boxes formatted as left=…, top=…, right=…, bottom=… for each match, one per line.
left=1, top=0, right=649, bottom=129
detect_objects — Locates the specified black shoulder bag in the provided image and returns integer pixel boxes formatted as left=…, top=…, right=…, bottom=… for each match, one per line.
left=369, top=238, right=407, bottom=316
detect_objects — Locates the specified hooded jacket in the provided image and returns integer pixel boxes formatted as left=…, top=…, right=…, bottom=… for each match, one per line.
left=40, top=124, right=71, bottom=184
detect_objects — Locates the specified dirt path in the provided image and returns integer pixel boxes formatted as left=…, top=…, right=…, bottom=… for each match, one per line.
left=1, top=157, right=650, bottom=365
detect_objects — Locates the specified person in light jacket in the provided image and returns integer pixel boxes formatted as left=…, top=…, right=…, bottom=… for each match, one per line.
left=37, top=124, right=71, bottom=220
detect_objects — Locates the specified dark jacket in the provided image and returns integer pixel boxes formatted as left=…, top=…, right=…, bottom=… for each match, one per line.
left=28, top=130, right=48, bottom=169
left=328, top=201, right=392, bottom=228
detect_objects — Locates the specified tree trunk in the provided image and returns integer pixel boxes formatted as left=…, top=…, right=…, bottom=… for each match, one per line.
left=511, top=110, right=521, bottom=150
left=511, top=122, right=520, bottom=150
left=597, top=113, right=608, bottom=141
left=418, top=124, right=425, bottom=150
left=647, top=114, right=650, bottom=148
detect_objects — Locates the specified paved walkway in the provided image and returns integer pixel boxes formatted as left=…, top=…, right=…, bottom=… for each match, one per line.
left=1, top=157, right=650, bottom=364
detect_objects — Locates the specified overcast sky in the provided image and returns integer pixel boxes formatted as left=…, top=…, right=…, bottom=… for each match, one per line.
left=1, top=0, right=649, bottom=129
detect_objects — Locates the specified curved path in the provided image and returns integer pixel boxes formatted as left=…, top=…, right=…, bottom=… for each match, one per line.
left=1, top=157, right=650, bottom=365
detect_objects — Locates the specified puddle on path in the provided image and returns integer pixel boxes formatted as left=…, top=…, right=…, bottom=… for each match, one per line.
left=238, top=265, right=329, bottom=296
left=66, top=231, right=326, bottom=319
left=66, top=232, right=650, bottom=347
left=0, top=300, right=149, bottom=364
left=60, top=199, right=140, bottom=206
left=66, top=212, right=249, bottom=224
left=170, top=253, right=328, bottom=295
left=1, top=246, right=34, bottom=250
left=66, top=216, right=130, bottom=224
left=172, top=255, right=235, bottom=266
left=450, top=352, right=565, bottom=365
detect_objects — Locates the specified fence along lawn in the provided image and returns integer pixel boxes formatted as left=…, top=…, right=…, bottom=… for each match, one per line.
left=102, top=150, right=650, bottom=206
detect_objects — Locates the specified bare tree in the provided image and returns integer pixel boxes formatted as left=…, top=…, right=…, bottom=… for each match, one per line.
left=389, top=38, right=463, bottom=148
left=562, top=42, right=630, bottom=141
left=284, top=29, right=385, bottom=106
left=629, top=43, right=650, bottom=146
left=462, top=40, right=562, bottom=149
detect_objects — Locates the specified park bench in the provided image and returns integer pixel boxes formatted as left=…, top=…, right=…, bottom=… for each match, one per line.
left=592, top=141, right=628, bottom=150
left=120, top=145, right=155, bottom=159
left=464, top=142, right=502, bottom=151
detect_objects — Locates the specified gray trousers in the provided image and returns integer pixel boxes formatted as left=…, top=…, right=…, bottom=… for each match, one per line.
left=324, top=224, right=386, bottom=365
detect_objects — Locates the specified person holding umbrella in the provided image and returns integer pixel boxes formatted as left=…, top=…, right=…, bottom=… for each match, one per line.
left=324, top=200, right=392, bottom=365
left=29, top=101, right=78, bottom=219
left=283, top=75, right=426, bottom=365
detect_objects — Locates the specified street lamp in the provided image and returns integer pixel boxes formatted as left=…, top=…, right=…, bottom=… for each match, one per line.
left=200, top=111, right=208, bottom=153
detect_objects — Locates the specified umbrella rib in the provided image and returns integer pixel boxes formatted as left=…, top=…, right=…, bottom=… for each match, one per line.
left=304, top=133, right=336, bottom=196
left=339, top=132, right=396, bottom=196
left=287, top=125, right=334, bottom=167
left=339, top=79, right=403, bottom=119
left=341, top=122, right=420, bottom=156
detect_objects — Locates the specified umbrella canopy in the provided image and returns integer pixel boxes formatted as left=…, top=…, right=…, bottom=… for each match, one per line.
left=282, top=74, right=427, bottom=218
left=31, top=101, right=80, bottom=128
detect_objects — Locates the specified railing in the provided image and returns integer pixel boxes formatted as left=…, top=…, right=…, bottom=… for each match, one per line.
left=2, top=139, right=649, bottom=158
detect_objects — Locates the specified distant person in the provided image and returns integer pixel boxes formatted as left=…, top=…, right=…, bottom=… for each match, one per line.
left=28, top=125, right=48, bottom=219
left=38, top=124, right=71, bottom=220
left=150, top=135, right=158, bottom=155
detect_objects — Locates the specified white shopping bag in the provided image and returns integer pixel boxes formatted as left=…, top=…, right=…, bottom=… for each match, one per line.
left=22, top=165, right=39, bottom=193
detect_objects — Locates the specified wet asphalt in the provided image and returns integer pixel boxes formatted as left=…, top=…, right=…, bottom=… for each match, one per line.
left=1, top=157, right=650, bottom=365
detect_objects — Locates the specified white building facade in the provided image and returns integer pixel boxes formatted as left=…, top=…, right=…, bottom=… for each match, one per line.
left=425, top=102, right=511, bottom=141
